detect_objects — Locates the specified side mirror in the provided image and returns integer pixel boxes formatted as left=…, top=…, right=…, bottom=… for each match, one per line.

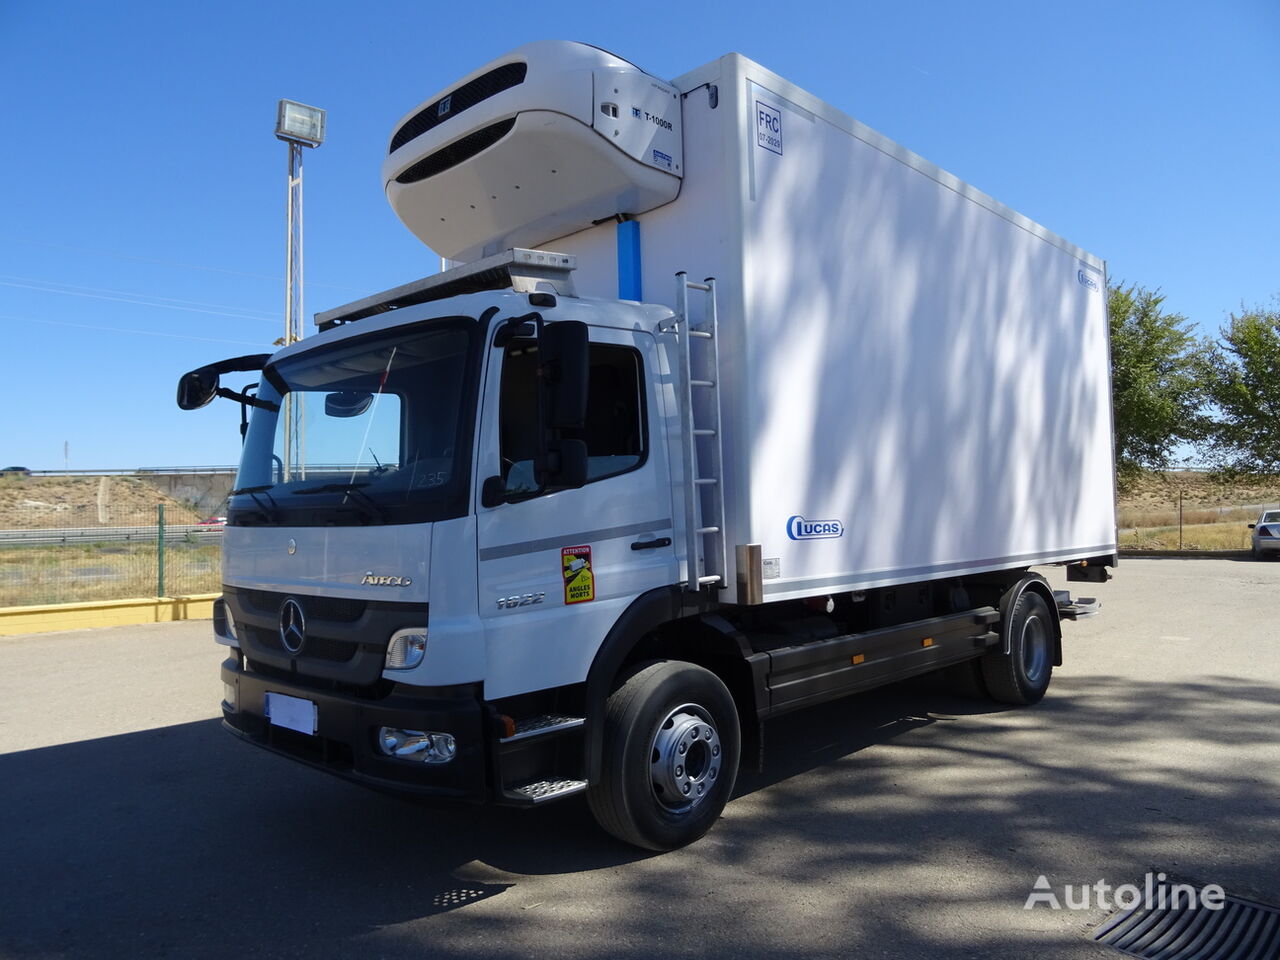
left=325, top=391, right=374, bottom=418
left=481, top=475, right=507, bottom=508
left=539, top=321, right=588, bottom=429
left=176, top=353, right=271, bottom=411
left=177, top=368, right=219, bottom=410
left=1248, top=523, right=1256, bottom=529
left=553, top=438, right=588, bottom=489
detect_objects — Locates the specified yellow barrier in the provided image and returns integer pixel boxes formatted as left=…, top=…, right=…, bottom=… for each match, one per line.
left=0, top=594, right=219, bottom=637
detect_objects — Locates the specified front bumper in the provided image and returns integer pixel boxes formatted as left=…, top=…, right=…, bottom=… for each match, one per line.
left=222, top=658, right=488, bottom=802
left=1254, top=537, right=1280, bottom=555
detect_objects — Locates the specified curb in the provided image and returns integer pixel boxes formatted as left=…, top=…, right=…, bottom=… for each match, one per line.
left=0, top=594, right=219, bottom=637
left=1118, top=550, right=1253, bottom=560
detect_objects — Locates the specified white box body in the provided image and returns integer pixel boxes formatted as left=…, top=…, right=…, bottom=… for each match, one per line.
left=539, top=53, right=1116, bottom=600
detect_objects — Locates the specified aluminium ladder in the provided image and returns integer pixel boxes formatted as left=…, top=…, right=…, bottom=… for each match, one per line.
left=669, top=272, right=728, bottom=592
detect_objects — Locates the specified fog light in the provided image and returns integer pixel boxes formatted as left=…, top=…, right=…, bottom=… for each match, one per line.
left=375, top=727, right=456, bottom=763
left=385, top=629, right=427, bottom=670
left=223, top=681, right=238, bottom=710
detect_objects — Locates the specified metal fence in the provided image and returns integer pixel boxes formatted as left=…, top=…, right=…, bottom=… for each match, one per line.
left=0, top=474, right=224, bottom=607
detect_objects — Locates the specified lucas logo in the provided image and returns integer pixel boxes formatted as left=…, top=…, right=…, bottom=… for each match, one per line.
left=786, top=516, right=844, bottom=540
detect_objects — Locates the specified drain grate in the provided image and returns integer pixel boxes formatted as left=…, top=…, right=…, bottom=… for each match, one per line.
left=1094, top=880, right=1280, bottom=960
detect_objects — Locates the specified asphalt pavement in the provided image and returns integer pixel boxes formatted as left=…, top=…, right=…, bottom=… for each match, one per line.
left=1, top=558, right=1277, bottom=959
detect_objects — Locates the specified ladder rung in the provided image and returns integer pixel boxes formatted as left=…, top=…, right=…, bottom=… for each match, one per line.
left=688, top=330, right=713, bottom=339
left=697, top=575, right=722, bottom=585
left=691, top=379, right=715, bottom=388
left=694, top=478, right=718, bottom=486
left=696, top=526, right=720, bottom=534
left=693, top=428, right=716, bottom=436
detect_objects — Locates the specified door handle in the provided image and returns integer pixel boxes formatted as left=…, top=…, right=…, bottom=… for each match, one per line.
left=631, top=537, right=672, bottom=551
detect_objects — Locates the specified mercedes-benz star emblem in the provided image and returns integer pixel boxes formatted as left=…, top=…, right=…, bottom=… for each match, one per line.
left=279, top=598, right=306, bottom=654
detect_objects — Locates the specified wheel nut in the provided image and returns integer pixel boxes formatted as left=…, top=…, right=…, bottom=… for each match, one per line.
left=682, top=784, right=691, bottom=794
left=712, top=745, right=719, bottom=757
left=704, top=729, right=712, bottom=740
left=678, top=744, right=686, bottom=754
left=675, top=765, right=683, bottom=777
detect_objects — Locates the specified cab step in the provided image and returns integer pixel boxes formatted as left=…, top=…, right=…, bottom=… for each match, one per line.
left=499, top=714, right=584, bottom=744
left=504, top=778, right=588, bottom=804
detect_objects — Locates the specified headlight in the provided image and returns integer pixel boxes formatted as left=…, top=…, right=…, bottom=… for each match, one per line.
left=385, top=628, right=427, bottom=670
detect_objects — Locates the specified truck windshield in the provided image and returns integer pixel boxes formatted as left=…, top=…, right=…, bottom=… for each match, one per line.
left=230, top=317, right=479, bottom=526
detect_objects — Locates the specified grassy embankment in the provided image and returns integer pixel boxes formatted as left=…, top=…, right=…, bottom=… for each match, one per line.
left=1117, top=471, right=1280, bottom=551
left=0, top=475, right=216, bottom=606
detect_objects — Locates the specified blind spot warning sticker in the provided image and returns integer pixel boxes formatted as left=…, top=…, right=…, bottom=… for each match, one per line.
left=562, top=545, right=595, bottom=604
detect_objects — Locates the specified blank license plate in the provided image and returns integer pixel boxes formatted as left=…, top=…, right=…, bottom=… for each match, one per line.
left=264, top=692, right=317, bottom=735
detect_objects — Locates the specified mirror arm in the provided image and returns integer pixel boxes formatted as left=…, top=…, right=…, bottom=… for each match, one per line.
left=493, top=311, right=543, bottom=348
left=215, top=386, right=278, bottom=412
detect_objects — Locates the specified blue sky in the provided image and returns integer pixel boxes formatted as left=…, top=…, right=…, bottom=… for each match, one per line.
left=2, top=0, right=1277, bottom=469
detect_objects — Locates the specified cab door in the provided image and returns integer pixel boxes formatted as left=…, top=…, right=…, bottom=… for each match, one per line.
left=475, top=320, right=676, bottom=701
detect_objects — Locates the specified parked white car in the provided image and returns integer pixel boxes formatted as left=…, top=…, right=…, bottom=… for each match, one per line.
left=1249, top=510, right=1280, bottom=559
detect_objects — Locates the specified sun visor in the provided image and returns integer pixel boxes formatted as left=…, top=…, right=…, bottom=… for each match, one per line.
left=382, top=41, right=683, bottom=262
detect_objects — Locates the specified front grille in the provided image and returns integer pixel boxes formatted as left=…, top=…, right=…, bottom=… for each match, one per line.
left=246, top=624, right=358, bottom=663
left=394, top=118, right=516, bottom=185
left=389, top=62, right=527, bottom=153
left=243, top=590, right=366, bottom=623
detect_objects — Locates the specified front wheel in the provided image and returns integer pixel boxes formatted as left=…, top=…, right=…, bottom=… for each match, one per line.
left=980, top=589, right=1055, bottom=705
left=587, top=660, right=741, bottom=850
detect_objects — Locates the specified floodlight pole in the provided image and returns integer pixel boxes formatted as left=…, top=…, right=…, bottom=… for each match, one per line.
left=285, top=138, right=305, bottom=348
left=283, top=138, right=305, bottom=480
left=275, top=99, right=325, bottom=482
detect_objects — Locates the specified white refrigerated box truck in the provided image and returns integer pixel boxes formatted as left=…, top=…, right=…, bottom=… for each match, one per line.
left=178, top=40, right=1115, bottom=850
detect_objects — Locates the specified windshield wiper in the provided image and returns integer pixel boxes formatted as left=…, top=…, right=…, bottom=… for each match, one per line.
left=230, top=485, right=280, bottom=522
left=294, top=482, right=387, bottom=522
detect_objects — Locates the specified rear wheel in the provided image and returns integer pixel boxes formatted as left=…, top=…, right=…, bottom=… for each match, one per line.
left=587, top=660, right=740, bottom=850
left=981, top=589, right=1054, bottom=705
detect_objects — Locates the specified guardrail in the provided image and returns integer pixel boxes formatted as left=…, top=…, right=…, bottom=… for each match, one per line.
left=16, top=467, right=240, bottom=477
left=0, top=525, right=225, bottom=546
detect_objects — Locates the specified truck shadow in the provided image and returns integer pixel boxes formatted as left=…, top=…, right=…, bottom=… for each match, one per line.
left=1, top=672, right=1276, bottom=958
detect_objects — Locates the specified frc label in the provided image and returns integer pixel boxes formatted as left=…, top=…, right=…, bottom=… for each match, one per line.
left=756, top=100, right=782, bottom=155
left=561, top=545, right=595, bottom=604
left=786, top=516, right=844, bottom=540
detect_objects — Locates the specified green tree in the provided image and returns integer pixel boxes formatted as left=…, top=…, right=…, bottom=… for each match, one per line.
left=1108, top=283, right=1209, bottom=482
left=1202, top=300, right=1280, bottom=473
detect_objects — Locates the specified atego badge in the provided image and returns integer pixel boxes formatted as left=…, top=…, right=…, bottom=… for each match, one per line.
left=561, top=545, right=595, bottom=604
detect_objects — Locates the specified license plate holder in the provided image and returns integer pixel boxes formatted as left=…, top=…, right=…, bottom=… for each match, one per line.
left=264, top=692, right=317, bottom=735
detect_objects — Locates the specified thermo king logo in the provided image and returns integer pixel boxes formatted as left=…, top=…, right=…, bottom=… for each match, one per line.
left=786, top=516, right=844, bottom=540
left=1077, top=269, right=1099, bottom=291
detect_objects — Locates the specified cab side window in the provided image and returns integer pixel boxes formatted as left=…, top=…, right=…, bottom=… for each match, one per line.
left=499, top=340, right=646, bottom=495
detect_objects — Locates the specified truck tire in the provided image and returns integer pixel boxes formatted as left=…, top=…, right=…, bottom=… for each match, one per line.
left=587, top=660, right=740, bottom=850
left=980, top=589, right=1054, bottom=705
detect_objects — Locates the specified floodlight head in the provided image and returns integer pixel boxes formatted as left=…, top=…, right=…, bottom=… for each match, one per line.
left=276, top=100, right=326, bottom=146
